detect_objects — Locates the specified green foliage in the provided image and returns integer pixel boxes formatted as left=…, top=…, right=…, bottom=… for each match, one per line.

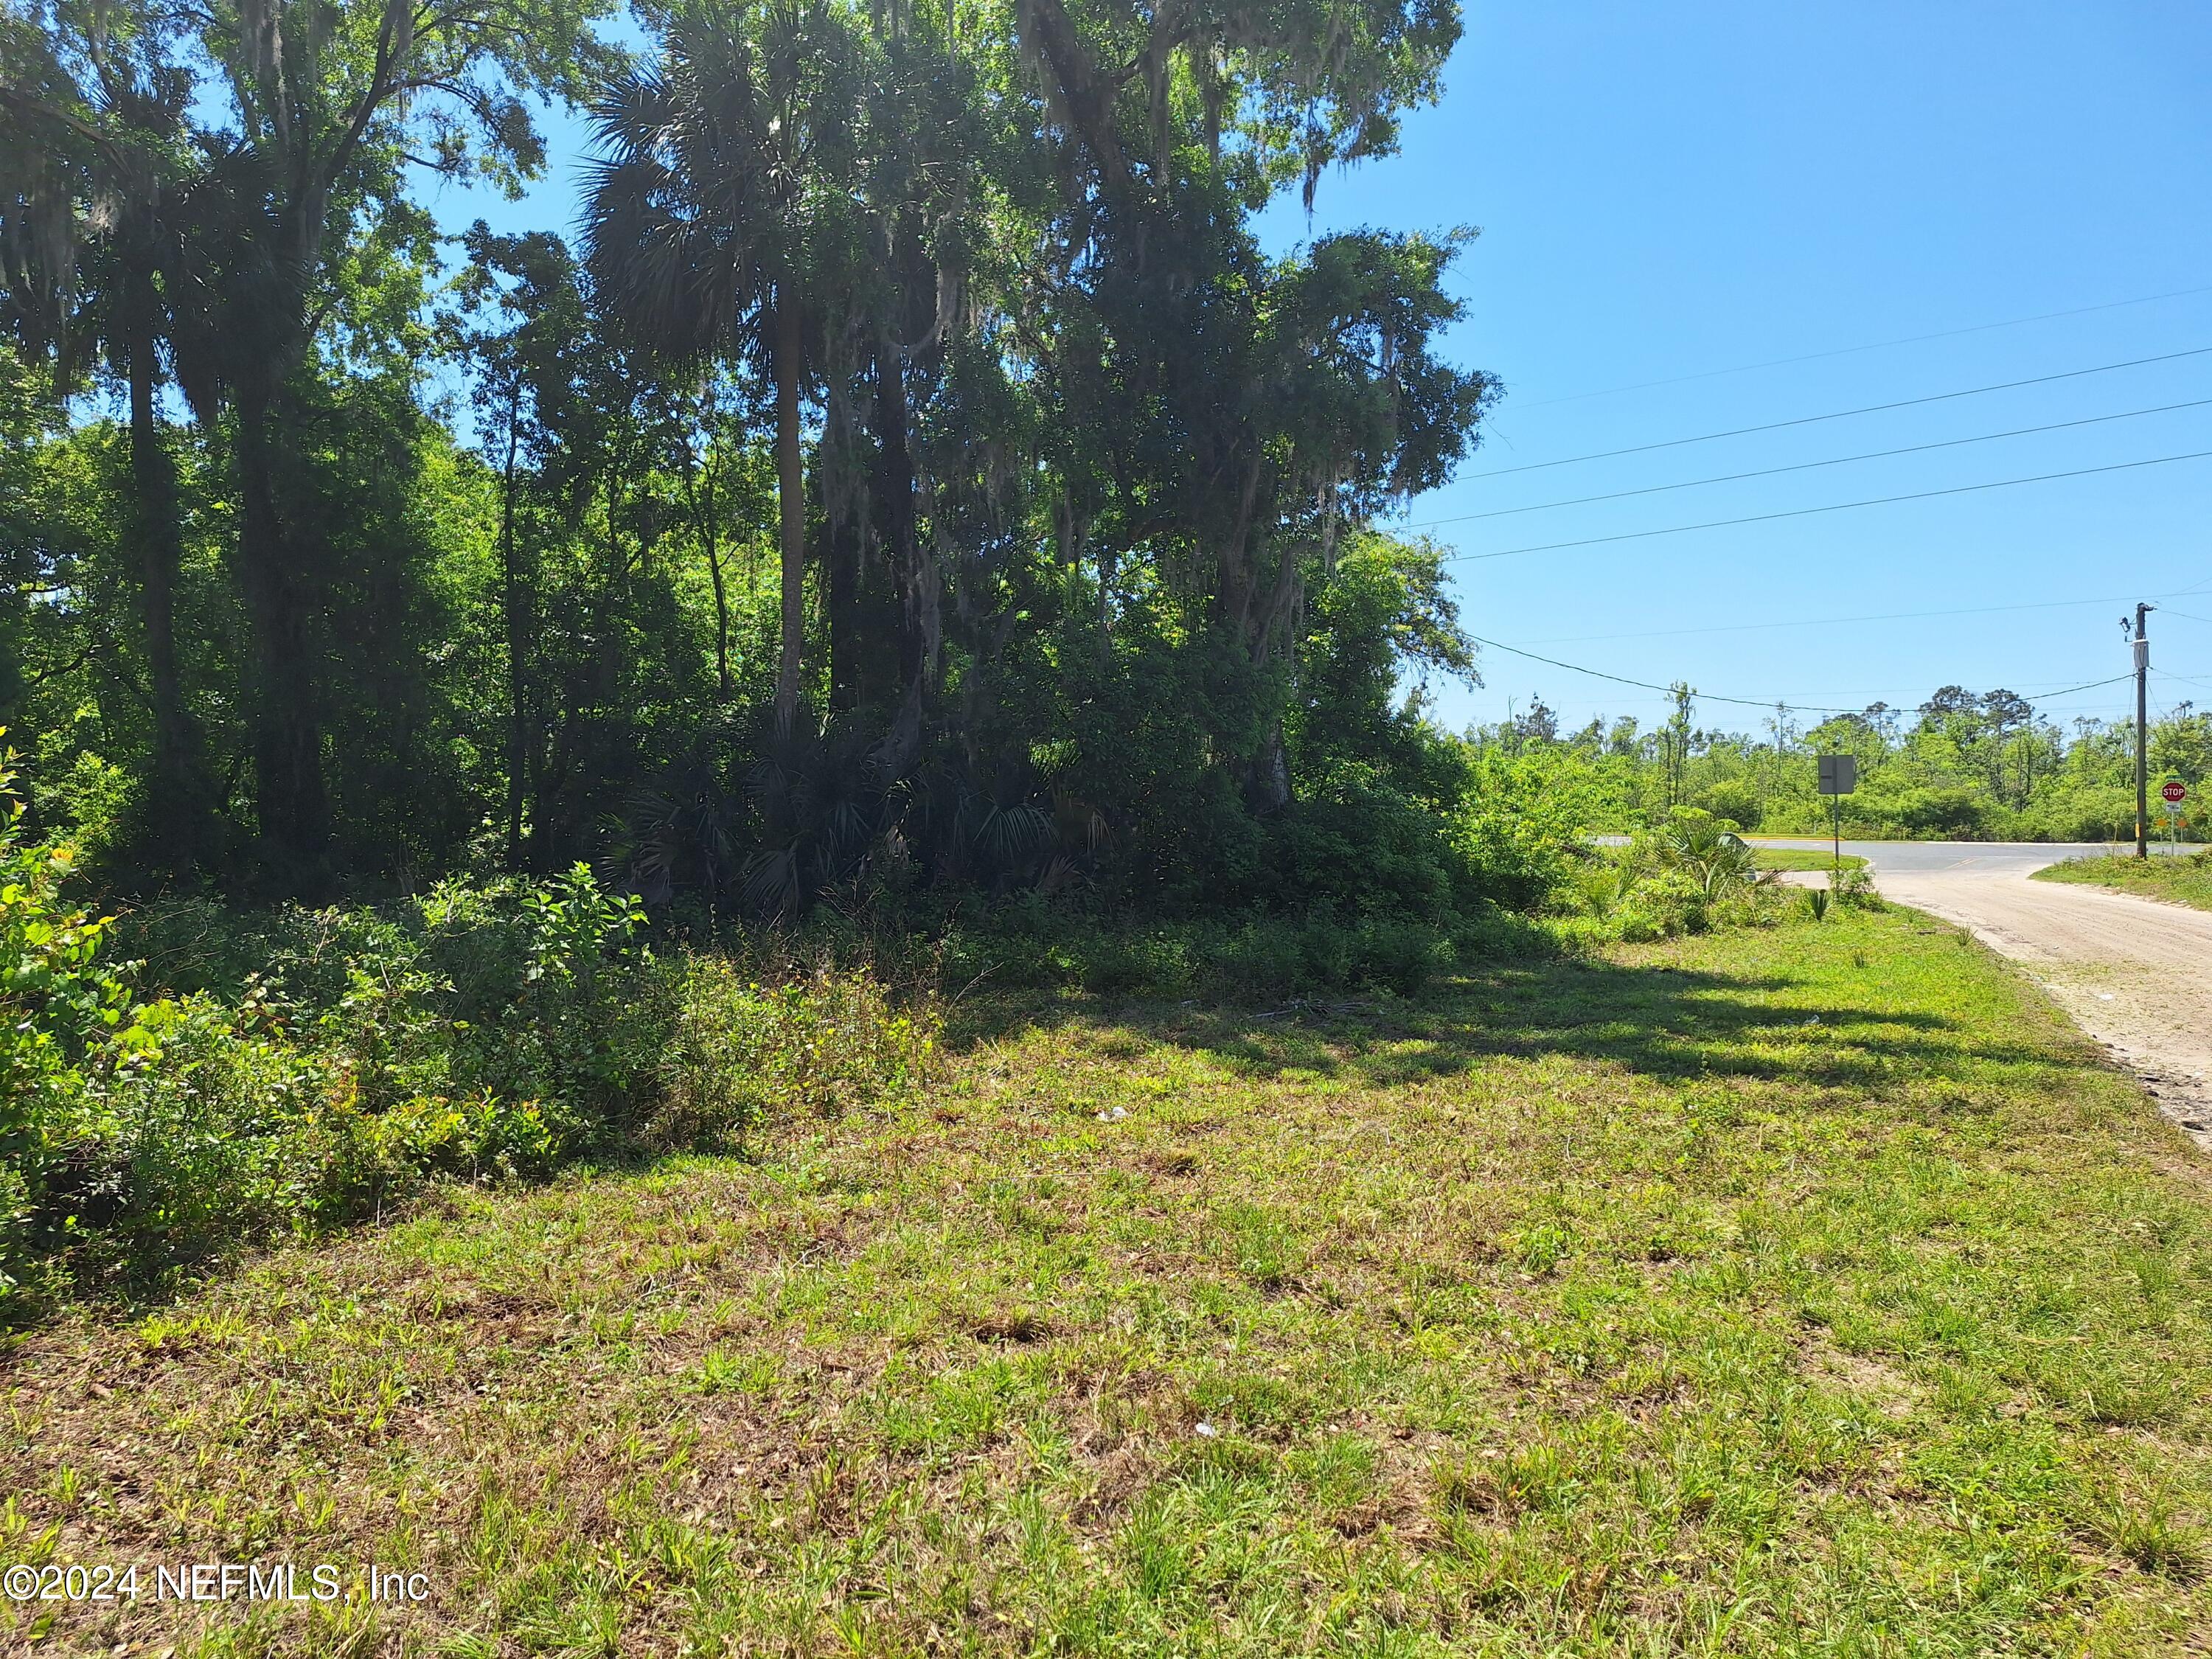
left=1560, top=811, right=1782, bottom=943
left=650, top=956, right=932, bottom=1150
left=1480, top=688, right=2208, bottom=846
left=939, top=908, right=1502, bottom=1002
left=1829, top=862, right=1882, bottom=910
left=0, top=734, right=134, bottom=1291
left=1693, top=775, right=1762, bottom=830
left=3, top=0, right=1508, bottom=928
left=1653, top=807, right=1761, bottom=901
left=0, top=742, right=931, bottom=1306
left=1448, top=746, right=1601, bottom=910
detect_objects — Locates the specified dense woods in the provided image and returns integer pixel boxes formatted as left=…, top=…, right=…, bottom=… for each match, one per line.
left=1, top=0, right=1501, bottom=920
left=0, top=0, right=1540, bottom=1301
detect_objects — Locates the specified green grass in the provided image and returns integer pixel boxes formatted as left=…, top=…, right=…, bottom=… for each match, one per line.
left=1750, top=846, right=1868, bottom=873
left=5, top=911, right=2211, bottom=1654
left=2035, top=851, right=2212, bottom=912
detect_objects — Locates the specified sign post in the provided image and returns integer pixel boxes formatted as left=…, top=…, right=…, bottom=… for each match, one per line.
left=2160, top=777, right=2188, bottom=846
left=1817, top=754, right=1858, bottom=874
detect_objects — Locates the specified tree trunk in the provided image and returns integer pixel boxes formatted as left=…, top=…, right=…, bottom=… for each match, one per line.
left=498, top=389, right=528, bottom=869
left=771, top=291, right=806, bottom=732
left=121, top=285, right=205, bottom=866
left=699, top=462, right=732, bottom=697
left=1016, top=0, right=1141, bottom=208
left=872, top=344, right=934, bottom=772
left=1250, top=720, right=1293, bottom=814
left=825, top=482, right=865, bottom=712
left=233, top=388, right=328, bottom=885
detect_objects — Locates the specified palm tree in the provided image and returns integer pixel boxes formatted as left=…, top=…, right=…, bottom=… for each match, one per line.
left=585, top=1, right=866, bottom=733
left=163, top=0, right=618, bottom=883
left=0, top=32, right=214, bottom=863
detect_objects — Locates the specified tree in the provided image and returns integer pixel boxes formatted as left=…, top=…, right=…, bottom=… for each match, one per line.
left=453, top=221, right=721, bottom=872
left=164, top=0, right=618, bottom=881
left=1002, top=0, right=1489, bottom=809
left=0, top=12, right=215, bottom=863
left=587, top=1, right=866, bottom=734
left=0, top=0, right=1516, bottom=919
left=1919, top=684, right=1979, bottom=723
left=1660, top=682, right=1695, bottom=808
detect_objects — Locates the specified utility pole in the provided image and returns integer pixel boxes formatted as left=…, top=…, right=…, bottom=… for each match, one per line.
left=2129, top=603, right=2154, bottom=859
left=1771, top=700, right=1787, bottom=811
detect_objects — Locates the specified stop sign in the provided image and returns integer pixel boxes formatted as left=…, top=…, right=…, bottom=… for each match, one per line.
left=2163, top=780, right=2188, bottom=804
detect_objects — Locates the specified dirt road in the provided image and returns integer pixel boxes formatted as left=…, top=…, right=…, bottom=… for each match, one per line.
left=1764, top=840, right=2212, bottom=1144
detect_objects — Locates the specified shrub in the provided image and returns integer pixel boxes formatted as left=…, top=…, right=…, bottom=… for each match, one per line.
left=1451, top=750, right=1594, bottom=910
left=2, top=783, right=932, bottom=1307
left=1, top=734, right=136, bottom=1296
left=1571, top=857, right=1638, bottom=921
left=1875, top=785, right=1989, bottom=839
left=1573, top=813, right=1785, bottom=942
left=1614, top=867, right=1710, bottom=942
left=1694, top=777, right=1763, bottom=830
left=941, top=909, right=1465, bottom=1002
left=415, top=866, right=657, bottom=1137
left=1259, top=771, right=1461, bottom=918
left=1831, top=863, right=1882, bottom=910
left=650, top=956, right=934, bottom=1150
left=1648, top=808, right=1760, bottom=902
left=1346, top=917, right=1455, bottom=995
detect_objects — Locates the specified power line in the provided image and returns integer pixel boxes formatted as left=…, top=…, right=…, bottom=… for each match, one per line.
left=1518, top=285, right=2212, bottom=408
left=1507, top=588, right=2212, bottom=649
left=1443, top=449, right=2212, bottom=566
left=1410, top=399, right=2212, bottom=529
left=1467, top=630, right=2136, bottom=714
left=1441, top=345, right=2212, bottom=482
left=1467, top=633, right=1856, bottom=712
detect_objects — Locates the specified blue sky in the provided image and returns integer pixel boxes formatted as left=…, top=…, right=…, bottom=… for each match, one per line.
left=428, top=1, right=2212, bottom=739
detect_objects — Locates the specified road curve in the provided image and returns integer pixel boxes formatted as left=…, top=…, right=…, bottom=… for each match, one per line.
left=1759, top=838, right=2212, bottom=1144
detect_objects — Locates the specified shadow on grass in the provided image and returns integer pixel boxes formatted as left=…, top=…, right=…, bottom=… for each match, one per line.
left=945, top=938, right=2062, bottom=1099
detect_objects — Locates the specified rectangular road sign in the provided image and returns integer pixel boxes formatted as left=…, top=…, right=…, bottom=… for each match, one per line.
left=1818, top=754, right=1857, bottom=796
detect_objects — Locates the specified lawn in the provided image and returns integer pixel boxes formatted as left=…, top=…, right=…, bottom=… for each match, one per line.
left=2036, top=851, right=2212, bottom=913
left=1749, top=847, right=1868, bottom=873
left=5, top=910, right=2210, bottom=1655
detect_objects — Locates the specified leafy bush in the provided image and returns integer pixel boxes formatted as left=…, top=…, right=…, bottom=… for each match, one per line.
left=1, top=735, right=133, bottom=1295
left=1830, top=863, right=1882, bottom=910
left=1257, top=770, right=1463, bottom=918
left=1613, top=866, right=1711, bottom=942
left=1450, top=749, right=1599, bottom=910
left=1652, top=809, right=1761, bottom=901
left=1868, top=785, right=1990, bottom=839
left=1571, top=856, right=1638, bottom=921
left=1569, top=811, right=1784, bottom=942
left=651, top=957, right=933, bottom=1150
left=2, top=744, right=935, bottom=1309
left=1694, top=777, right=1763, bottom=830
